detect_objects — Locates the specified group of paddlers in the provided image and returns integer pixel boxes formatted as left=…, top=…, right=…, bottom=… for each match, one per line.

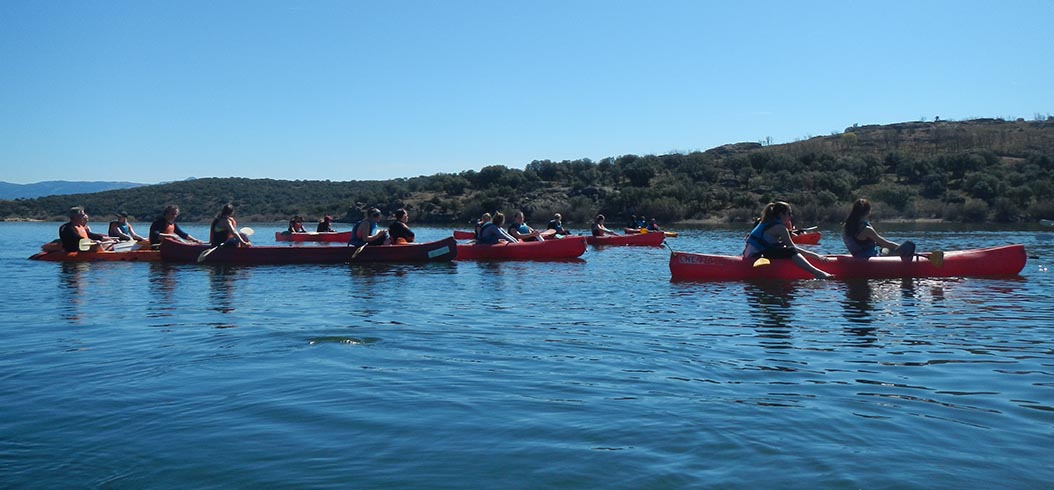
left=51, top=198, right=908, bottom=273
left=744, top=198, right=913, bottom=279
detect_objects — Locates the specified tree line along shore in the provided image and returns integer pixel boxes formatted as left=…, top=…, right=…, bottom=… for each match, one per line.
left=3, top=117, right=1053, bottom=227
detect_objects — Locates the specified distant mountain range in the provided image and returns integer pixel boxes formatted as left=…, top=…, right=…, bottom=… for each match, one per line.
left=0, top=180, right=147, bottom=200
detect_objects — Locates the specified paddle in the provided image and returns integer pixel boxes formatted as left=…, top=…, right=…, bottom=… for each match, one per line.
left=78, top=238, right=115, bottom=252
left=197, top=227, right=254, bottom=263
left=1041, top=219, right=1054, bottom=227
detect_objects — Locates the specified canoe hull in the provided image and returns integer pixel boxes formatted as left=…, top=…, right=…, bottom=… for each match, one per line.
left=456, top=236, right=587, bottom=260
left=587, top=232, right=666, bottom=247
left=792, top=231, right=821, bottom=245
left=669, top=244, right=1027, bottom=281
left=274, top=231, right=352, bottom=242
left=162, top=237, right=457, bottom=264
left=29, top=249, right=161, bottom=262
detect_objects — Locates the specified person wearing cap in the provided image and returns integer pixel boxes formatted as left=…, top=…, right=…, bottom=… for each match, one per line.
left=317, top=215, right=336, bottom=233
left=60, top=207, right=115, bottom=252
left=349, top=208, right=388, bottom=247
left=108, top=212, right=146, bottom=241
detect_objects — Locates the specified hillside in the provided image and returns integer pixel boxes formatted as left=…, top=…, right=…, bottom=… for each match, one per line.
left=2, top=117, right=1053, bottom=225
left=0, top=180, right=145, bottom=200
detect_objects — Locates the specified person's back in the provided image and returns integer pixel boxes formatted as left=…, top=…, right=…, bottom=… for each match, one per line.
left=477, top=222, right=503, bottom=244
left=388, top=221, right=414, bottom=244
left=59, top=222, right=81, bottom=252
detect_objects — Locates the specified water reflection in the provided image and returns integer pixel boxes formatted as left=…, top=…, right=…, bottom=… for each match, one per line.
left=744, top=281, right=798, bottom=352
left=841, top=279, right=879, bottom=346
left=208, top=265, right=245, bottom=314
left=147, top=262, right=179, bottom=318
left=744, top=280, right=798, bottom=329
left=58, top=262, right=90, bottom=323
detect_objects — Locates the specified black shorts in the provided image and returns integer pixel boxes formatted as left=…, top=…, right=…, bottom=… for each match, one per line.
left=761, top=246, right=799, bottom=260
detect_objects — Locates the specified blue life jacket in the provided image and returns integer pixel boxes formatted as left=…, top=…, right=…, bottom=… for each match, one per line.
left=477, top=222, right=502, bottom=244
left=349, top=219, right=377, bottom=246
left=843, top=221, right=878, bottom=258
left=743, top=220, right=781, bottom=258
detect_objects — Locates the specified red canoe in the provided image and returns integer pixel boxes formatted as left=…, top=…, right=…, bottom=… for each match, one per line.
left=456, top=236, right=587, bottom=260
left=791, top=231, right=821, bottom=245
left=29, top=249, right=161, bottom=262
left=669, top=244, right=1027, bottom=281
left=586, top=232, right=666, bottom=247
left=274, top=231, right=353, bottom=243
left=161, top=237, right=457, bottom=264
left=453, top=230, right=476, bottom=240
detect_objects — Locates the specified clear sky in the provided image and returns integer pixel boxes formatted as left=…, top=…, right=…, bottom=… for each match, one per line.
left=2, top=0, right=1051, bottom=184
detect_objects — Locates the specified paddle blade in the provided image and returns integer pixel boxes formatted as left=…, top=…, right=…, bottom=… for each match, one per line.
left=78, top=239, right=94, bottom=251
left=752, top=257, right=771, bottom=268
left=239, top=227, right=255, bottom=237
left=197, top=246, right=218, bottom=263
left=929, top=250, right=944, bottom=268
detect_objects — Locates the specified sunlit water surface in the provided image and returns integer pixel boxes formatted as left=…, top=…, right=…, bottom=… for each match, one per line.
left=1, top=222, right=1052, bottom=488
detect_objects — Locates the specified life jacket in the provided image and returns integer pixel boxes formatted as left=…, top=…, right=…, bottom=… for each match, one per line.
left=510, top=223, right=530, bottom=235
left=211, top=217, right=234, bottom=246
left=477, top=222, right=501, bottom=244
left=843, top=221, right=878, bottom=258
left=349, top=219, right=377, bottom=246
left=743, top=220, right=782, bottom=259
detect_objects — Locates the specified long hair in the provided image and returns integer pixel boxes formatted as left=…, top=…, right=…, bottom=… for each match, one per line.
left=492, top=212, right=506, bottom=227
left=216, top=203, right=234, bottom=219
left=759, top=201, right=791, bottom=224
left=843, top=198, right=872, bottom=236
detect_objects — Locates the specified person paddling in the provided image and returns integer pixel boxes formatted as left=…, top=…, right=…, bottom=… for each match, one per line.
left=149, top=205, right=205, bottom=246
left=547, top=213, right=572, bottom=236
left=843, top=198, right=913, bottom=259
left=590, top=214, right=620, bottom=237
left=317, top=215, right=336, bottom=233
left=59, top=207, right=116, bottom=252
left=743, top=201, right=833, bottom=279
left=108, top=212, right=146, bottom=242
left=349, top=208, right=388, bottom=247
left=210, top=204, right=251, bottom=248
left=287, top=216, right=307, bottom=233
left=477, top=212, right=519, bottom=244
left=388, top=209, right=415, bottom=244
left=508, top=210, right=552, bottom=241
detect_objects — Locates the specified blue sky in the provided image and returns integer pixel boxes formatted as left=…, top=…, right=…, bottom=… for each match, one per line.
left=2, top=0, right=1051, bottom=184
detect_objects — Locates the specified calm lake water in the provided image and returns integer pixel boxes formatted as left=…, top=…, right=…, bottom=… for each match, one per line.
left=2, top=221, right=1052, bottom=488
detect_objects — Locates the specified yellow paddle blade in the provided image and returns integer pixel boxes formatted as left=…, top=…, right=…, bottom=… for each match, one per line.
left=78, top=239, right=94, bottom=251
left=929, top=250, right=944, bottom=268
left=752, top=257, right=771, bottom=268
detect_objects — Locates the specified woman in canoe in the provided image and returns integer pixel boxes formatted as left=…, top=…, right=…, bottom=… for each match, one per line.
left=150, top=205, right=205, bottom=246
left=743, top=201, right=832, bottom=279
left=546, top=213, right=573, bottom=236
left=591, top=214, right=620, bottom=237
left=287, top=216, right=307, bottom=233
left=508, top=210, right=553, bottom=241
left=388, top=209, right=415, bottom=244
left=477, top=212, right=519, bottom=244
left=210, top=204, right=251, bottom=248
left=350, top=208, right=388, bottom=247
left=108, top=212, right=146, bottom=242
left=842, top=198, right=912, bottom=259
left=59, top=207, right=116, bottom=252
left=317, top=215, right=336, bottom=233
